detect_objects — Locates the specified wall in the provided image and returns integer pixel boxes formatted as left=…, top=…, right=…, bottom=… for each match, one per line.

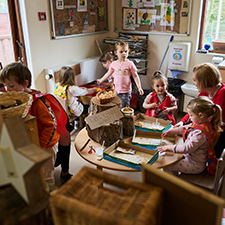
left=24, top=0, right=224, bottom=92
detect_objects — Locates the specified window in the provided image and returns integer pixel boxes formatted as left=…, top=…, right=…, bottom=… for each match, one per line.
left=0, top=0, right=27, bottom=67
left=199, top=0, right=225, bottom=53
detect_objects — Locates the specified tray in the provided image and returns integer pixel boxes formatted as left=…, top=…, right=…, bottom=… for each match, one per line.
left=132, top=129, right=176, bottom=150
left=134, top=113, right=172, bottom=132
left=103, top=140, right=158, bottom=170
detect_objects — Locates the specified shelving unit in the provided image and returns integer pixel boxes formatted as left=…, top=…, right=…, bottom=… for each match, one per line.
left=103, top=33, right=148, bottom=75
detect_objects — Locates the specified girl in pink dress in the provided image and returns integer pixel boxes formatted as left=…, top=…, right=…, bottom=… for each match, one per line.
left=97, top=40, right=143, bottom=108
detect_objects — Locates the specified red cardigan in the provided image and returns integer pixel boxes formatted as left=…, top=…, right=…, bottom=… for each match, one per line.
left=180, top=83, right=225, bottom=129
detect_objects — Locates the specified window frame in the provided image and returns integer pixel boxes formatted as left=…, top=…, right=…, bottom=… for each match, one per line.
left=198, top=0, right=225, bottom=54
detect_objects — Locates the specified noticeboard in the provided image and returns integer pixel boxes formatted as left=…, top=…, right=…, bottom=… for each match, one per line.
left=49, top=0, right=108, bottom=39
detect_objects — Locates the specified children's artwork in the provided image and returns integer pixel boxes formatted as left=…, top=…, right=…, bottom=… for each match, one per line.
left=123, top=8, right=136, bottom=30
left=155, top=0, right=161, bottom=6
left=122, top=0, right=139, bottom=8
left=77, top=0, right=87, bottom=12
left=58, top=22, right=65, bottom=35
left=68, top=9, right=74, bottom=21
left=142, top=0, right=155, bottom=7
left=98, top=6, right=105, bottom=21
left=56, top=0, right=64, bottom=10
left=160, top=3, right=175, bottom=27
left=137, top=9, right=156, bottom=25
left=90, top=1, right=95, bottom=15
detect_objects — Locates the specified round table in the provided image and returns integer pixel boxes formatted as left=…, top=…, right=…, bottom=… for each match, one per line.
left=74, top=128, right=184, bottom=171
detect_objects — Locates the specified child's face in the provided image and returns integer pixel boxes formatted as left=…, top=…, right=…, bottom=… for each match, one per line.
left=152, top=78, right=167, bottom=95
left=3, top=76, right=27, bottom=92
left=193, top=72, right=202, bottom=92
left=115, top=45, right=129, bottom=62
left=102, top=60, right=112, bottom=70
left=187, top=108, right=202, bottom=124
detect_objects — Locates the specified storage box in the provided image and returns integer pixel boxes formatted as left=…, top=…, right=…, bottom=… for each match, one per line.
left=103, top=140, right=159, bottom=170
left=134, top=113, right=172, bottom=132
left=132, top=129, right=176, bottom=150
left=50, top=166, right=163, bottom=225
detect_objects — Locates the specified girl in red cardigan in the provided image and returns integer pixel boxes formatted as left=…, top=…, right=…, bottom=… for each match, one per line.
left=176, top=63, right=225, bottom=158
left=143, top=71, right=177, bottom=125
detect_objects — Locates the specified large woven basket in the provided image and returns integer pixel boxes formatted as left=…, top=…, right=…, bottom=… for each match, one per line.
left=96, top=85, right=117, bottom=104
left=0, top=92, right=33, bottom=118
left=50, top=166, right=163, bottom=225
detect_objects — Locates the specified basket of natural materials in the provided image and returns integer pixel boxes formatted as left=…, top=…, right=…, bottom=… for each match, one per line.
left=50, top=166, right=163, bottom=225
left=96, top=84, right=117, bottom=104
left=0, top=92, right=33, bottom=118
left=121, top=107, right=134, bottom=117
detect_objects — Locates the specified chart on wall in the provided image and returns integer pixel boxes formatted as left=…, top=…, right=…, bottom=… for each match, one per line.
left=49, top=0, right=108, bottom=38
left=115, top=0, right=192, bottom=35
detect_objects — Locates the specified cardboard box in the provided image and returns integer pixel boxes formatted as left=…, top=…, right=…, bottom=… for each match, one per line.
left=134, top=113, right=172, bottom=132
left=103, top=140, right=158, bottom=170
left=132, top=129, right=176, bottom=150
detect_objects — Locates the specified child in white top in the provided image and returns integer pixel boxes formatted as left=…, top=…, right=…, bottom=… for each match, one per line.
left=54, top=66, right=96, bottom=117
left=99, top=51, right=114, bottom=87
left=143, top=71, right=177, bottom=125
left=97, top=40, right=143, bottom=108
left=157, top=96, right=222, bottom=176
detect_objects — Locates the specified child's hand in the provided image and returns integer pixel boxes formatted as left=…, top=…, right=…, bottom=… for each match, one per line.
left=161, top=130, right=170, bottom=138
left=174, top=121, right=184, bottom=128
left=96, top=79, right=102, bottom=85
left=163, top=107, right=170, bottom=115
left=92, top=87, right=97, bottom=92
left=138, top=88, right=144, bottom=95
left=157, top=145, right=174, bottom=153
left=152, top=102, right=158, bottom=108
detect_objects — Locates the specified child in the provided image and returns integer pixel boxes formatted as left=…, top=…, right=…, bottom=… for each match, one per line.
left=54, top=66, right=96, bottom=118
left=0, top=62, right=72, bottom=187
left=143, top=71, right=177, bottom=125
left=99, top=51, right=114, bottom=87
left=157, top=96, right=222, bottom=176
left=97, top=40, right=144, bottom=108
left=175, top=62, right=225, bottom=158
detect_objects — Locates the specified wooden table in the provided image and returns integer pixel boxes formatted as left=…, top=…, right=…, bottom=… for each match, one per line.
left=74, top=128, right=184, bottom=171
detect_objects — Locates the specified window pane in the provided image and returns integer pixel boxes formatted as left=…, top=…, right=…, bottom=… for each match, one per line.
left=203, top=0, right=225, bottom=50
left=0, top=0, right=15, bottom=67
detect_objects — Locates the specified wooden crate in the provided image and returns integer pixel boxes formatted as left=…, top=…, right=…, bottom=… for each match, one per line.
left=103, top=140, right=158, bottom=170
left=132, top=129, right=176, bottom=150
left=50, top=166, right=163, bottom=225
left=134, top=113, right=172, bottom=132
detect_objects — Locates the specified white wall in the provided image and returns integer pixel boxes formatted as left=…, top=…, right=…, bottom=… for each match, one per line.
left=24, top=0, right=224, bottom=92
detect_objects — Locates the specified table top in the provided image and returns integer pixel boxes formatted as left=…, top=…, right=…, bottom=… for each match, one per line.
left=74, top=128, right=184, bottom=171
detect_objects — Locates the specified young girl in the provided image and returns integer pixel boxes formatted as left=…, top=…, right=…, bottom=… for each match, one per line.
left=99, top=51, right=114, bottom=87
left=0, top=62, right=73, bottom=187
left=97, top=40, right=144, bottom=108
left=54, top=66, right=96, bottom=118
left=143, top=71, right=177, bottom=125
left=176, top=63, right=225, bottom=158
left=157, top=96, right=222, bottom=176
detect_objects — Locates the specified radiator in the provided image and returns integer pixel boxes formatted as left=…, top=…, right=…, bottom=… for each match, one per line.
left=44, top=57, right=106, bottom=94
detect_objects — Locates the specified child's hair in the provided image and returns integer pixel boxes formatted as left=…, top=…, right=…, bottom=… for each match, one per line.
left=187, top=96, right=222, bottom=132
left=193, top=62, right=221, bottom=89
left=59, top=66, right=76, bottom=86
left=115, top=40, right=130, bottom=51
left=0, top=62, right=32, bottom=87
left=99, top=50, right=114, bottom=63
left=151, top=70, right=167, bottom=86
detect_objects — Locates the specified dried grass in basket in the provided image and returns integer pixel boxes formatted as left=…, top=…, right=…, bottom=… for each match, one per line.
left=0, top=92, right=33, bottom=118
left=96, top=84, right=117, bottom=104
left=50, top=166, right=163, bottom=225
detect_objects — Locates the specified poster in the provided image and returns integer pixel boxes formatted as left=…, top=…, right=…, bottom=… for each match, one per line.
left=169, top=45, right=186, bottom=69
left=56, top=0, right=64, bottom=10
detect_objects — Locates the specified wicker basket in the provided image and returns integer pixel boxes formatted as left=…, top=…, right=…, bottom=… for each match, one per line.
left=50, top=166, right=163, bottom=225
left=96, top=85, right=117, bottom=104
left=0, top=92, right=33, bottom=118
